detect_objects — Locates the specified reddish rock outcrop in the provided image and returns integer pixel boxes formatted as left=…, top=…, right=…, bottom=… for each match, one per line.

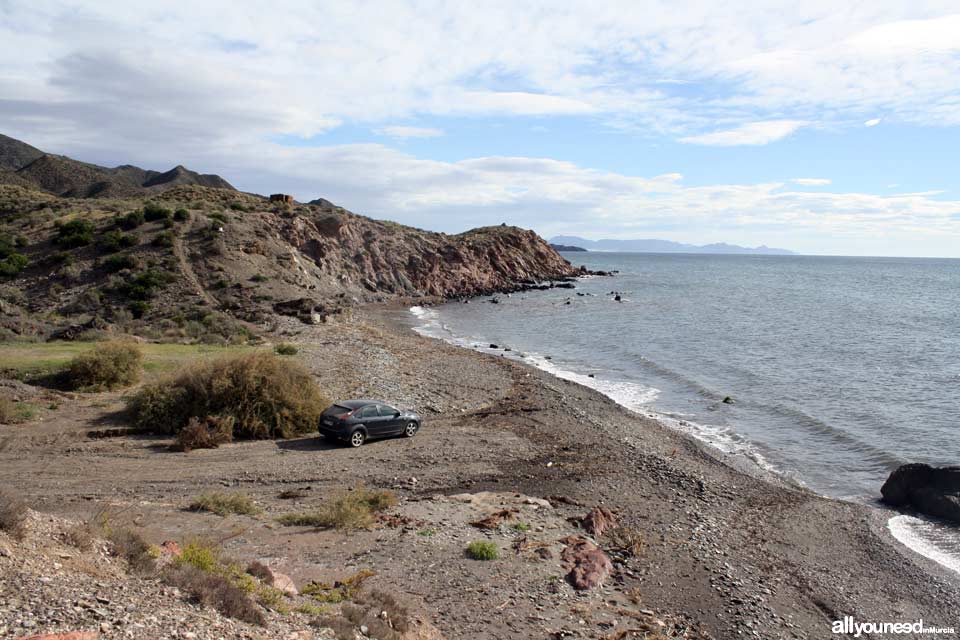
left=581, top=506, right=618, bottom=537
left=560, top=536, right=613, bottom=590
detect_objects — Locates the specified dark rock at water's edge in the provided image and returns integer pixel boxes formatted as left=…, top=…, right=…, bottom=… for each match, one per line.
left=550, top=243, right=587, bottom=252
left=881, top=463, right=960, bottom=525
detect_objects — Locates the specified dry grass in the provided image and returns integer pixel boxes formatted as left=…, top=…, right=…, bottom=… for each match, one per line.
left=0, top=490, right=28, bottom=539
left=128, top=351, right=329, bottom=439
left=605, top=526, right=646, bottom=557
left=302, top=569, right=375, bottom=604
left=63, top=523, right=96, bottom=551
left=0, top=398, right=37, bottom=424
left=66, top=341, right=143, bottom=390
left=105, top=527, right=156, bottom=575
left=173, top=415, right=233, bottom=452
left=189, top=492, right=261, bottom=517
left=277, top=484, right=396, bottom=530
left=164, top=563, right=265, bottom=626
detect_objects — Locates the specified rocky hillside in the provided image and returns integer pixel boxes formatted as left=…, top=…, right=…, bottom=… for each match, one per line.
left=0, top=182, right=582, bottom=341
left=0, top=134, right=235, bottom=198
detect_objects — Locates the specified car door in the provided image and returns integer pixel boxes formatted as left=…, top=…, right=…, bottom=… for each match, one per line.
left=378, top=404, right=403, bottom=434
left=358, top=405, right=385, bottom=436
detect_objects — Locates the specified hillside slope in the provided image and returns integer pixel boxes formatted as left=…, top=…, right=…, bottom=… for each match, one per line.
left=0, top=184, right=581, bottom=341
left=0, top=133, right=236, bottom=197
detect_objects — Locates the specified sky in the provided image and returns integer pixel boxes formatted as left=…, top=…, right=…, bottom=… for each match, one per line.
left=2, top=2, right=960, bottom=257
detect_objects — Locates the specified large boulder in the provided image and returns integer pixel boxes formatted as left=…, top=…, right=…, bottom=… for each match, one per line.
left=560, top=536, right=613, bottom=590
left=881, top=463, right=960, bottom=524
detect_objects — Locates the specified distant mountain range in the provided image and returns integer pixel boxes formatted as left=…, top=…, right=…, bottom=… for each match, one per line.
left=549, top=235, right=794, bottom=255
left=0, top=133, right=234, bottom=198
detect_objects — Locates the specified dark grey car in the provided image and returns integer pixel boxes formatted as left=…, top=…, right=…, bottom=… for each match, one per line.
left=318, top=399, right=421, bottom=447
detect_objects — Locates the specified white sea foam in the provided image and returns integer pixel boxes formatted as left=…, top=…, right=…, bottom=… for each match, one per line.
left=888, top=515, right=960, bottom=575
left=409, top=305, right=779, bottom=473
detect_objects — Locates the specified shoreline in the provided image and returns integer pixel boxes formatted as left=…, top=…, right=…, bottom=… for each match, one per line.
left=381, top=302, right=960, bottom=585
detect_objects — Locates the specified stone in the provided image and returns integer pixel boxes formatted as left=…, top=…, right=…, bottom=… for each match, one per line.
left=881, top=463, right=960, bottom=524
left=581, top=506, right=617, bottom=538
left=16, top=634, right=98, bottom=640
left=561, top=536, right=613, bottom=590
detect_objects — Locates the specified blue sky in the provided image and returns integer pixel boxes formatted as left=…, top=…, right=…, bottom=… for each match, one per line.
left=2, top=1, right=960, bottom=257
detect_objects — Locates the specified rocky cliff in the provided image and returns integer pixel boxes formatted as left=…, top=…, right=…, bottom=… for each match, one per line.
left=0, top=184, right=582, bottom=340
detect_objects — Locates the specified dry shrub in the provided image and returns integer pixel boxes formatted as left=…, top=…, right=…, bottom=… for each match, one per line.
left=106, top=527, right=156, bottom=575
left=128, top=352, right=329, bottom=439
left=67, top=341, right=143, bottom=391
left=277, top=484, right=396, bottom=530
left=173, top=415, right=234, bottom=452
left=246, top=560, right=272, bottom=581
left=0, top=489, right=28, bottom=539
left=63, top=523, right=95, bottom=551
left=605, top=526, right=646, bottom=557
left=189, top=491, right=261, bottom=517
left=315, top=590, right=412, bottom=640
left=164, top=563, right=265, bottom=626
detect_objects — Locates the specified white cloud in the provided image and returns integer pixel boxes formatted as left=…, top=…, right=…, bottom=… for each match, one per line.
left=679, top=121, right=808, bottom=146
left=375, top=126, right=444, bottom=139
left=865, top=118, right=882, bottom=127
left=792, top=178, right=832, bottom=186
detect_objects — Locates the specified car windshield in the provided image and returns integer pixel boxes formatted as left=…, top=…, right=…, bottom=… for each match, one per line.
left=328, top=405, right=353, bottom=416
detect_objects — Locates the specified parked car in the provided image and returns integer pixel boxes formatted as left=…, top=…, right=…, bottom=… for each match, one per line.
left=319, top=399, right=421, bottom=447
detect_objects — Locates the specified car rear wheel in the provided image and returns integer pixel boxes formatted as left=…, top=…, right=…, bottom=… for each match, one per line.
left=349, top=430, right=366, bottom=447
left=404, top=421, right=419, bottom=437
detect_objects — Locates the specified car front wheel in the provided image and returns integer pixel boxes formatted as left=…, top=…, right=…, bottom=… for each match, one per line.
left=349, top=430, right=366, bottom=447
left=403, top=421, right=419, bottom=437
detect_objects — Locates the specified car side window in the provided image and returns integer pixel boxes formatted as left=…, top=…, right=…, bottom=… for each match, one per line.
left=377, top=404, right=396, bottom=416
left=360, top=406, right=377, bottom=418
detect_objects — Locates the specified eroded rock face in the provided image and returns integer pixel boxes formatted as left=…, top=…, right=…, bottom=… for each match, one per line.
left=881, top=463, right=960, bottom=524
left=560, top=536, right=613, bottom=590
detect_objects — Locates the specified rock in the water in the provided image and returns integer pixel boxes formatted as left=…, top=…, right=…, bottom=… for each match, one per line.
left=722, top=396, right=735, bottom=404
left=561, top=536, right=613, bottom=590
left=881, top=463, right=960, bottom=524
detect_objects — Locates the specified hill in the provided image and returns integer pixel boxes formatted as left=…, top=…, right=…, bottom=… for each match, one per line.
left=550, top=235, right=794, bottom=255
left=0, top=133, right=236, bottom=198
left=0, top=183, right=580, bottom=341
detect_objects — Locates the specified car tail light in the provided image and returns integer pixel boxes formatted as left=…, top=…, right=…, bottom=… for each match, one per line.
left=339, top=411, right=354, bottom=420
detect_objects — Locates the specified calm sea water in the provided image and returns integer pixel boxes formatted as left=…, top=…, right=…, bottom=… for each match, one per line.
left=408, top=252, right=960, bottom=572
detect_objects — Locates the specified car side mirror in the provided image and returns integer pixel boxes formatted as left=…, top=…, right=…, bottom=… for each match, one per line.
left=394, top=411, right=401, bottom=418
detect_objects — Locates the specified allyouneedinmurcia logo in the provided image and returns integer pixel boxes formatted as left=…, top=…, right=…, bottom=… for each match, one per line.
left=832, top=616, right=956, bottom=637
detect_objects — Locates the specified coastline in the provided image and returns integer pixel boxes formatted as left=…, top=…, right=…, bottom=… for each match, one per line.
left=1, top=305, right=958, bottom=639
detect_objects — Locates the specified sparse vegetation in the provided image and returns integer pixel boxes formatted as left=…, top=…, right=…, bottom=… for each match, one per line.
left=250, top=273, right=269, bottom=282
left=303, top=569, right=375, bottom=603
left=164, top=563, right=265, bottom=625
left=0, top=233, right=28, bottom=277
left=0, top=489, right=28, bottom=539
left=274, top=343, right=298, bottom=356
left=173, top=415, right=234, bottom=452
left=66, top=341, right=143, bottom=390
left=605, top=525, right=645, bottom=557
left=189, top=491, right=261, bottom=517
left=105, top=527, right=156, bottom=574
left=466, top=541, right=499, bottom=560
left=295, top=602, right=327, bottom=616
left=511, top=522, right=532, bottom=532
left=0, top=398, right=37, bottom=424
left=128, top=300, right=150, bottom=318
left=128, top=351, right=329, bottom=439
left=63, top=523, right=95, bottom=551
left=120, top=268, right=175, bottom=300
left=117, top=210, right=145, bottom=230
left=277, top=484, right=396, bottom=530
left=152, top=230, right=175, bottom=247
left=173, top=208, right=190, bottom=222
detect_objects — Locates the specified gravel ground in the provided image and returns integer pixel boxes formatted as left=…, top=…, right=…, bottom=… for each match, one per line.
left=0, top=306, right=957, bottom=639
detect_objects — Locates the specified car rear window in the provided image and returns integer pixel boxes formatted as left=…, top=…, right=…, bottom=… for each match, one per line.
left=328, top=405, right=353, bottom=416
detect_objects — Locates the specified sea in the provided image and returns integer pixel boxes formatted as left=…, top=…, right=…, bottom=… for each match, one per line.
left=406, top=252, right=960, bottom=574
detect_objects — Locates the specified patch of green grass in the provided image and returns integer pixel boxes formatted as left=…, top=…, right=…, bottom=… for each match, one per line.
left=511, top=522, right=531, bottom=532
left=189, top=492, right=261, bottom=516
left=176, top=539, right=220, bottom=572
left=0, top=398, right=38, bottom=424
left=274, top=343, right=298, bottom=356
left=294, top=602, right=327, bottom=616
left=466, top=541, right=499, bottom=560
left=417, top=528, right=437, bottom=537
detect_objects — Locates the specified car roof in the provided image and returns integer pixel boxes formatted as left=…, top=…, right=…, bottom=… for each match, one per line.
left=337, top=399, right=387, bottom=409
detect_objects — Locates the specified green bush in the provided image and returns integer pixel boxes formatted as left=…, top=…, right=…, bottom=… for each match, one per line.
left=98, top=230, right=139, bottom=252
left=66, top=341, right=143, bottom=391
left=173, top=208, right=190, bottom=222
left=54, top=219, right=95, bottom=248
left=274, top=343, right=298, bottom=356
left=128, top=300, right=150, bottom=318
left=466, top=541, right=498, bottom=560
left=143, top=202, right=172, bottom=221
left=118, top=210, right=145, bottom=230
left=250, top=274, right=269, bottom=282
left=122, top=269, right=174, bottom=300
left=128, top=352, right=329, bottom=439
left=152, top=230, right=175, bottom=247
left=0, top=234, right=29, bottom=277
left=104, top=253, right=139, bottom=272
